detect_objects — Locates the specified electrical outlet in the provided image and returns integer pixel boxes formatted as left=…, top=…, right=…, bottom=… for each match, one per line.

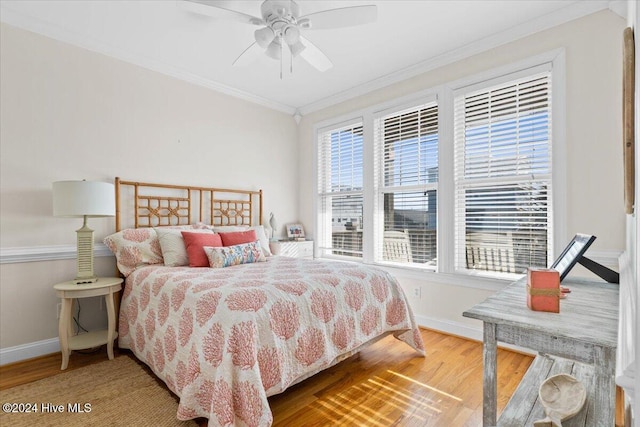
left=56, top=303, right=62, bottom=319
left=413, top=286, right=421, bottom=299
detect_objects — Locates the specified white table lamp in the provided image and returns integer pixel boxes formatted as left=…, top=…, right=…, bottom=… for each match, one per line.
left=53, top=180, right=115, bottom=284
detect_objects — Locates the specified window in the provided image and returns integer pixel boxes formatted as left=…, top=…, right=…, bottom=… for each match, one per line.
left=453, top=71, right=552, bottom=276
left=374, top=102, right=438, bottom=267
left=317, top=121, right=364, bottom=259
left=314, top=54, right=561, bottom=283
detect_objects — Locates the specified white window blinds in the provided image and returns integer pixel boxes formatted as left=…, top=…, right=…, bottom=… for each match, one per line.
left=454, top=71, right=552, bottom=276
left=317, top=121, right=364, bottom=258
left=374, top=102, right=438, bottom=267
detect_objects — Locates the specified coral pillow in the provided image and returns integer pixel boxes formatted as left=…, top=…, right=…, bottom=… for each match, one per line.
left=212, top=225, right=272, bottom=257
left=156, top=228, right=213, bottom=267
left=182, top=232, right=223, bottom=267
left=219, top=230, right=257, bottom=247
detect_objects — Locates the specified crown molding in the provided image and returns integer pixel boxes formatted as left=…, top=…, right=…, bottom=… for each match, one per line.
left=0, top=1, right=615, bottom=118
left=0, top=5, right=297, bottom=115
left=607, top=0, right=628, bottom=20
left=297, top=0, right=611, bottom=115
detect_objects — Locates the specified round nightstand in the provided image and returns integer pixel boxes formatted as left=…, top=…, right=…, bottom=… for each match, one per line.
left=53, top=277, right=123, bottom=370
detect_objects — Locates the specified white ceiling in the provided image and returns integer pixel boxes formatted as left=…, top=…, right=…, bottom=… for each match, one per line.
left=0, top=0, right=624, bottom=115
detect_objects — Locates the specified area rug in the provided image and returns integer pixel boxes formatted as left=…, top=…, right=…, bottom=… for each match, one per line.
left=0, top=356, right=198, bottom=427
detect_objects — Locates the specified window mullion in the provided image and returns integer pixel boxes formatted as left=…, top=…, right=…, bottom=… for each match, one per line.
left=362, top=112, right=375, bottom=263
left=437, top=87, right=455, bottom=274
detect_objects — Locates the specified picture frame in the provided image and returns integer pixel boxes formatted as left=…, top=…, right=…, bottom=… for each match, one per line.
left=286, top=223, right=305, bottom=240
left=623, top=27, right=635, bottom=214
left=550, top=234, right=619, bottom=283
left=550, top=234, right=596, bottom=281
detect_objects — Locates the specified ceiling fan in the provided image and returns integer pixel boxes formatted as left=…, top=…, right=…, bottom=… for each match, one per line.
left=182, top=0, right=377, bottom=76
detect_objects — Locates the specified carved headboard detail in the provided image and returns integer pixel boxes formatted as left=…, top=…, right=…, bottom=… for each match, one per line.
left=115, top=177, right=263, bottom=231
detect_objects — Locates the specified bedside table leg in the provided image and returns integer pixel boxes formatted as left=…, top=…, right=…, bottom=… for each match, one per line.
left=105, top=292, right=116, bottom=360
left=58, top=298, right=73, bottom=370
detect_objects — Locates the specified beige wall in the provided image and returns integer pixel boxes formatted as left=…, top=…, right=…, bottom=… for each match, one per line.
left=0, top=23, right=299, bottom=350
left=0, top=9, right=628, bottom=357
left=297, top=10, right=626, bottom=335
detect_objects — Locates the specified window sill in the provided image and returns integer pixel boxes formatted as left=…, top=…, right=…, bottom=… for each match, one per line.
left=318, top=255, right=518, bottom=291
left=380, top=266, right=515, bottom=292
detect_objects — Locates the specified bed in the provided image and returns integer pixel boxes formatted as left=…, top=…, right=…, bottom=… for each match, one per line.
left=106, top=178, right=425, bottom=427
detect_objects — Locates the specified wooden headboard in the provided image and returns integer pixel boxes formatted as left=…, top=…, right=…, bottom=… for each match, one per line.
left=115, top=177, right=263, bottom=231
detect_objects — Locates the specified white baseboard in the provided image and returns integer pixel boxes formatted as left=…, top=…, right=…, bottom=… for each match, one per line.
left=414, top=313, right=536, bottom=356
left=0, top=337, right=60, bottom=366
left=415, top=313, right=483, bottom=341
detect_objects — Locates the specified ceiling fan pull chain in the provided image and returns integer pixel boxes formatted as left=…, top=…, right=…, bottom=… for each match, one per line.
left=280, top=37, right=283, bottom=79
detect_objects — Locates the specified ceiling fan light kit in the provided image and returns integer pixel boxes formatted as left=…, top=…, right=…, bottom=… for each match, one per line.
left=183, top=0, right=377, bottom=77
left=265, top=39, right=282, bottom=60
left=283, top=26, right=300, bottom=46
left=254, top=26, right=275, bottom=48
left=289, top=40, right=305, bottom=58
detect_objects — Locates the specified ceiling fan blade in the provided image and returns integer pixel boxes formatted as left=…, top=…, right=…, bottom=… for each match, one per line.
left=232, top=42, right=264, bottom=67
left=299, top=36, right=332, bottom=72
left=299, top=5, right=377, bottom=30
left=181, top=0, right=264, bottom=26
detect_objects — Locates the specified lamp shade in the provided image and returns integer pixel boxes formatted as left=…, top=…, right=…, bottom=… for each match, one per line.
left=53, top=180, right=115, bottom=218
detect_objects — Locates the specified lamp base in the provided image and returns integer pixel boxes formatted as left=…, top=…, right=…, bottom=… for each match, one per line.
left=76, top=218, right=96, bottom=285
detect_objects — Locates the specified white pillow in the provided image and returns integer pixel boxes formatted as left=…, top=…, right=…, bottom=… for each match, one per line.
left=155, top=228, right=213, bottom=267
left=211, top=225, right=247, bottom=232
left=211, top=225, right=272, bottom=257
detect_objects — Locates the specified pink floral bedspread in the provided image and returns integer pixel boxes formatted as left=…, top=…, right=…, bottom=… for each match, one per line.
left=118, top=256, right=424, bottom=426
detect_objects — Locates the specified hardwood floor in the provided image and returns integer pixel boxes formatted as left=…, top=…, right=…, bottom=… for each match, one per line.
left=269, top=328, right=532, bottom=426
left=0, top=346, right=125, bottom=391
left=1, top=329, right=532, bottom=426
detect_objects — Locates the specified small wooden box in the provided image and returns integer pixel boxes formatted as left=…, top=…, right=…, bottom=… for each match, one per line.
left=527, top=268, right=560, bottom=313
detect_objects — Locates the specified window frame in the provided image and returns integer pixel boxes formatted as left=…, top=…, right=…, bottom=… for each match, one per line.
left=312, top=49, right=566, bottom=290
left=452, top=64, right=554, bottom=280
left=315, top=117, right=365, bottom=261
left=373, top=98, right=440, bottom=269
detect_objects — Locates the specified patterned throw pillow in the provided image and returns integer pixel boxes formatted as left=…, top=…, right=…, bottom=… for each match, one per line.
left=103, top=228, right=163, bottom=277
left=104, top=225, right=201, bottom=276
left=204, top=241, right=266, bottom=268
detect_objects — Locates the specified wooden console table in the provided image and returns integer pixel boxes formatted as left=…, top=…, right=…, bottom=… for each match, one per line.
left=463, top=278, right=619, bottom=426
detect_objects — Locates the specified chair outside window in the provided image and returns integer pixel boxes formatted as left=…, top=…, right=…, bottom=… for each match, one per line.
left=465, top=231, right=515, bottom=273
left=383, top=230, right=413, bottom=263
